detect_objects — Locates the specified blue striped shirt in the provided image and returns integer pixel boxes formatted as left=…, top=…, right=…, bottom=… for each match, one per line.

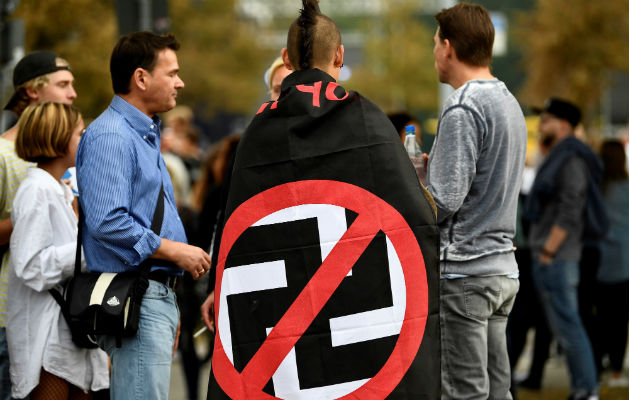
left=76, top=95, right=186, bottom=274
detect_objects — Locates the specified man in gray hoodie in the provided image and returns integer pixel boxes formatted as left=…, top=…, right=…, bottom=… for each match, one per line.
left=426, top=3, right=527, bottom=399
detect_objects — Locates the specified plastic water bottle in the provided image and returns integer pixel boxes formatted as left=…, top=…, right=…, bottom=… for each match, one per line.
left=404, top=125, right=422, bottom=158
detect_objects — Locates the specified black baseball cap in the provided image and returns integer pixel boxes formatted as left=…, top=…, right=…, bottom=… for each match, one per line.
left=533, top=98, right=582, bottom=127
left=4, top=50, right=72, bottom=111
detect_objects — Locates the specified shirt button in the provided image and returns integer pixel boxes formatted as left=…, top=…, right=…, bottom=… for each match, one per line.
left=143, top=136, right=147, bottom=140
left=150, top=124, right=155, bottom=129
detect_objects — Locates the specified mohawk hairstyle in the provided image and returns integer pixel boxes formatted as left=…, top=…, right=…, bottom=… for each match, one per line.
left=286, top=0, right=341, bottom=71
left=297, top=0, right=321, bottom=70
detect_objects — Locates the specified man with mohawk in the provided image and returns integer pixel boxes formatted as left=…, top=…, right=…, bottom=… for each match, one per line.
left=205, top=1, right=439, bottom=399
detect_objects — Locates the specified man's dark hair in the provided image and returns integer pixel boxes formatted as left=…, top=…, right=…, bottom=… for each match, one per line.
left=110, top=31, right=180, bottom=94
left=435, top=3, right=494, bottom=67
left=286, top=0, right=341, bottom=70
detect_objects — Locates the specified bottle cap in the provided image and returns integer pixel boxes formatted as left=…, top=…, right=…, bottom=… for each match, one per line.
left=405, top=125, right=415, bottom=135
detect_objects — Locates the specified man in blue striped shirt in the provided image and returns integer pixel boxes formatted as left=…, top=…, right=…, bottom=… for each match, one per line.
left=76, top=32, right=211, bottom=400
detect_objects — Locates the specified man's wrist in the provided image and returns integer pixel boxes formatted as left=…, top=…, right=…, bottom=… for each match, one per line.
left=541, top=247, right=555, bottom=258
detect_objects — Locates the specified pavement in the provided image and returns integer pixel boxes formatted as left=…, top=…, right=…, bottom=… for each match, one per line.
left=513, top=331, right=629, bottom=400
left=169, top=333, right=212, bottom=400
left=168, top=331, right=629, bottom=400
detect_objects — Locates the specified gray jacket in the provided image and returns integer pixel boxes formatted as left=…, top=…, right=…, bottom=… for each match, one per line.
left=427, top=79, right=527, bottom=276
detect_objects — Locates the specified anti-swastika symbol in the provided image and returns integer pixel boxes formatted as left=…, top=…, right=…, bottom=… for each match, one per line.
left=212, top=180, right=428, bottom=400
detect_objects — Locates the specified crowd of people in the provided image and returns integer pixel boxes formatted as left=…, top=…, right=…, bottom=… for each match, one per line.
left=0, top=0, right=626, bottom=399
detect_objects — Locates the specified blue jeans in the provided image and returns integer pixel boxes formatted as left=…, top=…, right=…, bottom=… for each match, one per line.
left=98, top=280, right=179, bottom=400
left=0, top=328, right=13, bottom=400
left=531, top=259, right=598, bottom=394
left=440, top=275, right=519, bottom=400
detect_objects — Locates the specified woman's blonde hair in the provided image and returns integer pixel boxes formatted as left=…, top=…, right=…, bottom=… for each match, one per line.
left=16, top=102, right=82, bottom=163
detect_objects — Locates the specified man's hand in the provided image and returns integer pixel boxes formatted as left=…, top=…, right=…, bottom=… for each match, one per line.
left=172, top=318, right=181, bottom=357
left=151, top=239, right=211, bottom=280
left=410, top=153, right=429, bottom=186
left=539, top=225, right=567, bottom=266
left=200, top=291, right=215, bottom=333
left=172, top=243, right=211, bottom=279
left=539, top=253, right=553, bottom=265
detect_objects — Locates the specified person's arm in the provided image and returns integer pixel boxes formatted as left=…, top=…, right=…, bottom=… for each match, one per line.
left=539, top=157, right=588, bottom=264
left=78, top=131, right=210, bottom=277
left=200, top=290, right=215, bottom=332
left=0, top=218, right=12, bottom=246
left=78, top=132, right=164, bottom=267
left=0, top=153, right=11, bottom=246
left=150, top=238, right=210, bottom=279
left=10, top=185, right=75, bottom=292
left=539, top=225, right=568, bottom=264
left=426, top=106, right=483, bottom=223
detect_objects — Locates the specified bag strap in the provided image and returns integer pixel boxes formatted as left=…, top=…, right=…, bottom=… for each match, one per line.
left=74, top=183, right=166, bottom=276
left=138, top=182, right=165, bottom=274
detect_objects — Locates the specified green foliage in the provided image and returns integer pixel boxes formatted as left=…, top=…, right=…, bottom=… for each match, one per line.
left=170, top=0, right=274, bottom=117
left=347, top=1, right=436, bottom=114
left=516, top=0, right=629, bottom=124
left=12, top=0, right=273, bottom=119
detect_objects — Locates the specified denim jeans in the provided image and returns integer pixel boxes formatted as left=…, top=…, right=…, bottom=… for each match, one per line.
left=531, top=259, right=598, bottom=394
left=98, top=280, right=179, bottom=400
left=0, top=327, right=13, bottom=400
left=440, top=275, right=519, bottom=400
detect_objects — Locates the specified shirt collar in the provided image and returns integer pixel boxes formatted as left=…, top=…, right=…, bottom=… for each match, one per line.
left=29, top=168, right=72, bottom=202
left=110, top=95, right=161, bottom=144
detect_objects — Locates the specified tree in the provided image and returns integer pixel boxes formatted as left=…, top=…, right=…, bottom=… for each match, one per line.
left=347, top=0, right=437, bottom=114
left=516, top=0, right=628, bottom=127
left=169, top=0, right=273, bottom=118
left=12, top=0, right=273, bottom=120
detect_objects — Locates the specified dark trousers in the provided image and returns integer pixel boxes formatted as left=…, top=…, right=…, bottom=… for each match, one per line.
left=507, top=249, right=552, bottom=389
left=177, top=273, right=205, bottom=400
left=578, top=244, right=600, bottom=363
left=594, top=280, right=629, bottom=372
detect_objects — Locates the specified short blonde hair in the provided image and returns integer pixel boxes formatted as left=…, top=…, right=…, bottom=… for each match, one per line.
left=267, top=57, right=285, bottom=90
left=11, top=57, right=71, bottom=117
left=16, top=102, right=82, bottom=163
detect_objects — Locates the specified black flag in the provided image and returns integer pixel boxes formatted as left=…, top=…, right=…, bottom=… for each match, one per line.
left=207, top=69, right=439, bottom=399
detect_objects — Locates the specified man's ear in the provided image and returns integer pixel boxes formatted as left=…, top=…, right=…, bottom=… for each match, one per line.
left=132, top=68, right=149, bottom=91
left=24, top=87, right=39, bottom=102
left=281, top=48, right=294, bottom=71
left=444, top=38, right=455, bottom=59
left=333, top=44, right=344, bottom=68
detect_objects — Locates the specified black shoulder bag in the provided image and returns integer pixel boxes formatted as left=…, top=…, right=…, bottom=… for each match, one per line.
left=50, top=184, right=165, bottom=348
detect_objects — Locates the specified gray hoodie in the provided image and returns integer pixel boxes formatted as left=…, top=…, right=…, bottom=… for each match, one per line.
left=427, top=79, right=527, bottom=276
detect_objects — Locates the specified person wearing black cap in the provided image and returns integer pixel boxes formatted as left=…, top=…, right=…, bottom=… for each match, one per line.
left=524, top=98, right=601, bottom=400
left=0, top=50, right=76, bottom=400
left=3, top=50, right=76, bottom=116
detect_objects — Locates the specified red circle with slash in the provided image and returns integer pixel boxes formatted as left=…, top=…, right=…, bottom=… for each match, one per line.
left=212, top=180, right=428, bottom=399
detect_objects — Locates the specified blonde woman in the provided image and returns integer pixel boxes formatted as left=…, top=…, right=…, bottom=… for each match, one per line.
left=6, top=102, right=108, bottom=399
